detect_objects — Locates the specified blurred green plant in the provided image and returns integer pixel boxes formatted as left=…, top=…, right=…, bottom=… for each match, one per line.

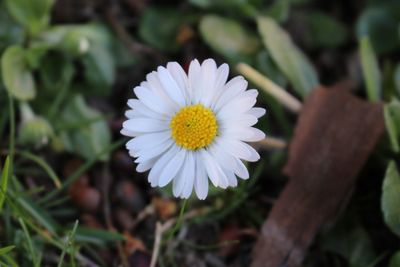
left=0, top=1, right=116, bottom=159
left=0, top=0, right=399, bottom=265
left=0, top=0, right=129, bottom=265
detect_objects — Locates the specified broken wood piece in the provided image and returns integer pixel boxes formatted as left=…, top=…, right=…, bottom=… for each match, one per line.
left=251, top=86, right=385, bottom=267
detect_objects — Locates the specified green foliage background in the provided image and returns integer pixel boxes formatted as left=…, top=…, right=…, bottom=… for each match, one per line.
left=0, top=0, right=399, bottom=266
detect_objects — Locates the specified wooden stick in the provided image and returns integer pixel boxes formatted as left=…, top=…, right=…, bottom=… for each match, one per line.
left=256, top=137, right=287, bottom=150
left=149, top=207, right=210, bottom=267
left=251, top=86, right=385, bottom=267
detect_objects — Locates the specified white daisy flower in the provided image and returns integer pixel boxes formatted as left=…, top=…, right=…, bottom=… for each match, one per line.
left=121, top=58, right=266, bottom=200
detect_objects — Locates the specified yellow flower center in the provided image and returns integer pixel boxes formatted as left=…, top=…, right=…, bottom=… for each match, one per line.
left=170, top=104, right=218, bottom=150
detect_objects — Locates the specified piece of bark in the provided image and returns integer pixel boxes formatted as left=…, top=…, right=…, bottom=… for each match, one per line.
left=251, top=86, right=385, bottom=267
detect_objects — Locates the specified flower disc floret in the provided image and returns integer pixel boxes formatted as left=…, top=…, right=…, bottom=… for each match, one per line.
left=170, top=104, right=217, bottom=150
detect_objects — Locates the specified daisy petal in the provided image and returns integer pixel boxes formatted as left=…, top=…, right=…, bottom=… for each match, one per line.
left=123, top=118, right=169, bottom=133
left=214, top=76, right=247, bottom=111
left=242, top=142, right=261, bottom=162
left=215, top=64, right=229, bottom=91
left=199, top=59, right=217, bottom=107
left=120, top=128, right=137, bottom=137
left=158, top=149, right=186, bottom=187
left=225, top=169, right=238, bottom=187
left=217, top=96, right=256, bottom=119
left=133, top=138, right=173, bottom=163
left=148, top=145, right=180, bottom=186
left=219, top=114, right=258, bottom=128
left=233, top=157, right=249, bottom=179
left=124, top=110, right=136, bottom=118
left=194, top=154, right=208, bottom=200
left=208, top=142, right=236, bottom=170
left=157, top=66, right=186, bottom=106
left=172, top=166, right=185, bottom=197
left=126, top=131, right=170, bottom=152
left=134, top=86, right=174, bottom=115
left=182, top=152, right=195, bottom=198
left=136, top=158, right=157, bottom=173
left=127, top=99, right=167, bottom=120
left=222, top=127, right=265, bottom=142
left=218, top=138, right=254, bottom=162
left=167, top=62, right=189, bottom=103
left=201, top=149, right=229, bottom=189
left=188, top=59, right=201, bottom=102
left=247, top=107, right=266, bottom=118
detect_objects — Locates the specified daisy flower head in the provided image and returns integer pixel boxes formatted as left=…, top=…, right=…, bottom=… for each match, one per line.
left=121, top=59, right=266, bottom=200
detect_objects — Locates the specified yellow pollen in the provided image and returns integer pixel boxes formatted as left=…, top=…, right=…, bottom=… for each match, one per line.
left=170, top=104, right=218, bottom=150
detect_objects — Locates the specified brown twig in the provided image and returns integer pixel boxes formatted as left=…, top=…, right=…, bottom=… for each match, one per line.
left=255, top=137, right=287, bottom=150
left=131, top=204, right=155, bottom=229
left=149, top=207, right=210, bottom=267
left=101, top=164, right=129, bottom=267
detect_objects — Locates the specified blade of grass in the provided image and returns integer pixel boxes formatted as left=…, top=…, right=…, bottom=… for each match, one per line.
left=74, top=227, right=125, bottom=246
left=359, top=36, right=381, bottom=101
left=58, top=220, right=79, bottom=267
left=0, top=105, right=9, bottom=140
left=0, top=156, right=10, bottom=212
left=18, top=217, right=40, bottom=267
left=40, top=138, right=126, bottom=203
left=18, top=151, right=61, bottom=188
left=8, top=94, right=15, bottom=160
left=16, top=196, right=59, bottom=235
left=0, top=246, right=15, bottom=255
left=0, top=253, right=19, bottom=267
left=5, top=190, right=92, bottom=267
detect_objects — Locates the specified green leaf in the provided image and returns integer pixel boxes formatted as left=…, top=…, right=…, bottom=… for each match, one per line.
left=40, top=53, right=73, bottom=89
left=39, top=24, right=115, bottom=95
left=81, top=44, right=115, bottom=95
left=381, top=161, right=400, bottom=237
left=75, top=227, right=125, bottom=246
left=40, top=24, right=112, bottom=56
left=384, top=100, right=400, bottom=152
left=139, top=8, right=185, bottom=52
left=0, top=156, right=10, bottom=212
left=395, top=64, right=400, bottom=96
left=321, top=215, right=377, bottom=267
left=200, top=15, right=260, bottom=61
left=356, top=7, right=400, bottom=54
left=359, top=36, right=381, bottom=102
left=5, top=0, right=54, bottom=35
left=1, top=46, right=36, bottom=101
left=17, top=197, right=58, bottom=235
left=297, top=11, right=348, bottom=48
left=188, top=0, right=257, bottom=17
left=59, top=94, right=111, bottom=161
left=264, top=0, right=290, bottom=23
left=257, top=16, right=319, bottom=98
left=0, top=246, right=15, bottom=256
left=25, top=43, right=50, bottom=70
left=389, top=251, right=400, bottom=267
left=0, top=4, right=24, bottom=50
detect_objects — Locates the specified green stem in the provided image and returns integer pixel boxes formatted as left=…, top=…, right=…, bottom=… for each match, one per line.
left=165, top=199, right=188, bottom=241
left=40, top=138, right=126, bottom=203
left=8, top=94, right=15, bottom=161
left=18, top=150, right=62, bottom=188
